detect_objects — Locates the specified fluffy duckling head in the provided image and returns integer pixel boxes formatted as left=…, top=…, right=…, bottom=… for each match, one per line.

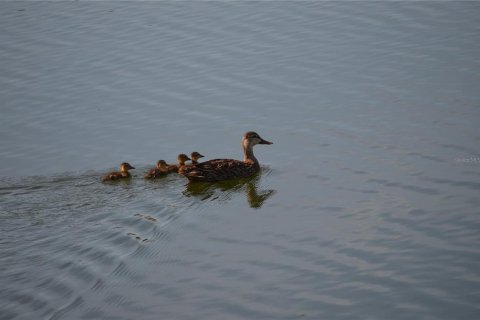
left=190, top=152, right=204, bottom=164
left=177, top=154, right=191, bottom=165
left=120, top=162, right=135, bottom=172
left=156, top=160, right=168, bottom=169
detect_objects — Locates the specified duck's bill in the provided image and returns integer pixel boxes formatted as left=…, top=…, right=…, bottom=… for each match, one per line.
left=259, top=138, right=273, bottom=145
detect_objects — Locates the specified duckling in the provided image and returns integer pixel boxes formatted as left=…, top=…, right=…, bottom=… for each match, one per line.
left=102, top=162, right=135, bottom=182
left=190, top=151, right=204, bottom=164
left=144, top=160, right=168, bottom=179
left=167, top=154, right=191, bottom=173
left=180, top=131, right=272, bottom=182
left=178, top=152, right=205, bottom=174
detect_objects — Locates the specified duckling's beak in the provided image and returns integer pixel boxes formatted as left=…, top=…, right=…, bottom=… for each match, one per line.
left=259, top=138, right=273, bottom=145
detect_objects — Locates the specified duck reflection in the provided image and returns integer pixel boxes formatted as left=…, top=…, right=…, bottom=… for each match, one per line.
left=183, top=172, right=276, bottom=208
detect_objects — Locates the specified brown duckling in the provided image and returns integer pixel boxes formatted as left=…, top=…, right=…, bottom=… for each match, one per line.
left=190, top=151, right=204, bottom=165
left=178, top=152, right=205, bottom=174
left=167, top=154, right=191, bottom=173
left=102, top=162, right=135, bottom=182
left=144, top=160, right=169, bottom=179
left=180, top=131, right=272, bottom=182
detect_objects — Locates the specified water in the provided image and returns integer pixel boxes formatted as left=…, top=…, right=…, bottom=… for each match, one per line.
left=1, top=1, right=480, bottom=319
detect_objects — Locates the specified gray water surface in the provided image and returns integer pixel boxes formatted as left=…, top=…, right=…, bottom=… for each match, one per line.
left=1, top=2, right=480, bottom=320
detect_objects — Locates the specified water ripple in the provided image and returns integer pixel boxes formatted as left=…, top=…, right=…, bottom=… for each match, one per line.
left=1, top=1, right=480, bottom=319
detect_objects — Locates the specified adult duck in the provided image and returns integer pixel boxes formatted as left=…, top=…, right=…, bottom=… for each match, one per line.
left=180, top=131, right=272, bottom=182
left=102, top=162, right=135, bottom=182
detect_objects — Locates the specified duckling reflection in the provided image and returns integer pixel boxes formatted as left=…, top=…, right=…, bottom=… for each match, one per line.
left=183, top=173, right=276, bottom=208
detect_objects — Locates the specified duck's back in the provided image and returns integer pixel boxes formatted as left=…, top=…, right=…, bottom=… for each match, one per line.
left=144, top=168, right=167, bottom=179
left=180, top=158, right=259, bottom=182
left=102, top=171, right=129, bottom=182
left=166, top=164, right=180, bottom=173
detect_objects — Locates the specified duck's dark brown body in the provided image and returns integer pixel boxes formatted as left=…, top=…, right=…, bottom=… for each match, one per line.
left=181, top=159, right=260, bottom=182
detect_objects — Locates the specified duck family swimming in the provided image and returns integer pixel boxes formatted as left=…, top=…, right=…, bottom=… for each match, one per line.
left=102, top=132, right=272, bottom=183
left=180, top=131, right=272, bottom=182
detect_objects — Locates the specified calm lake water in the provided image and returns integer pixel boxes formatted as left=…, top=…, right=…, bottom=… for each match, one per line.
left=1, top=1, right=480, bottom=319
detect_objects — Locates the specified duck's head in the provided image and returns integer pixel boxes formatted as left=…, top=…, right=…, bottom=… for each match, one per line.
left=177, top=154, right=191, bottom=164
left=243, top=131, right=273, bottom=147
left=120, top=162, right=135, bottom=172
left=156, top=160, right=168, bottom=169
left=190, top=152, right=204, bottom=162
